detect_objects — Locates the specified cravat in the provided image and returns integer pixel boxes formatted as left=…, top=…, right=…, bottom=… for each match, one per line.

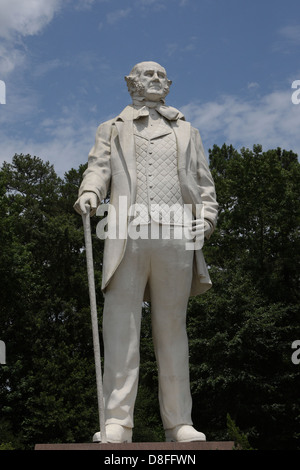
left=132, top=99, right=184, bottom=121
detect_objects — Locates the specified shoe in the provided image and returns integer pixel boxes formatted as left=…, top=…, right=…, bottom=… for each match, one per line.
left=93, top=424, right=132, bottom=443
left=165, top=425, right=206, bottom=442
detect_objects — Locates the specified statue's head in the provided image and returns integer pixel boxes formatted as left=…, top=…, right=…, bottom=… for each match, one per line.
left=125, top=61, right=172, bottom=102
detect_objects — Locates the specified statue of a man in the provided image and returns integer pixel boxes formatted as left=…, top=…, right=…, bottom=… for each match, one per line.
left=74, top=61, right=218, bottom=443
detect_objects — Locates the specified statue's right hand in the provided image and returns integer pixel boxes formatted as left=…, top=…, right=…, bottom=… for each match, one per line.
left=73, top=192, right=98, bottom=216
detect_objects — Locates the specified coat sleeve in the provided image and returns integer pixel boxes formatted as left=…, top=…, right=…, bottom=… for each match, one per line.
left=78, top=120, right=113, bottom=202
left=193, top=127, right=218, bottom=232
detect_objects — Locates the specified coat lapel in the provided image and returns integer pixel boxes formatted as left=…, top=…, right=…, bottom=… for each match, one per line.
left=114, top=109, right=137, bottom=204
left=171, top=119, right=191, bottom=171
left=172, top=119, right=195, bottom=211
left=114, top=120, right=136, bottom=171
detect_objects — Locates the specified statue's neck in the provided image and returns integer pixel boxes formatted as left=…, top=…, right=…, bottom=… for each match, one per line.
left=132, top=97, right=165, bottom=109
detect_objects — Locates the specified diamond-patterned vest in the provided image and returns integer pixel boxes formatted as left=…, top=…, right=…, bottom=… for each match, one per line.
left=133, top=116, right=185, bottom=225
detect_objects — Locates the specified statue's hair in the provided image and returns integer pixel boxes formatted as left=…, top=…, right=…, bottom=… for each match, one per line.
left=124, top=61, right=172, bottom=97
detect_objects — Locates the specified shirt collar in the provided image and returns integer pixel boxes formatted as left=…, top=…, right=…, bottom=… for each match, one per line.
left=116, top=104, right=185, bottom=122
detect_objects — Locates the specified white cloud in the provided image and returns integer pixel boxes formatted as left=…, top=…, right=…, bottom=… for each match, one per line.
left=2, top=81, right=299, bottom=177
left=181, top=89, right=300, bottom=156
left=0, top=104, right=99, bottom=176
left=0, top=81, right=39, bottom=126
left=247, top=82, right=259, bottom=90
left=135, top=0, right=166, bottom=13
left=166, top=37, right=198, bottom=57
left=0, top=43, right=26, bottom=77
left=166, top=43, right=179, bottom=56
left=2, top=86, right=299, bottom=178
left=274, top=24, right=300, bottom=53
left=74, top=0, right=109, bottom=10
left=33, top=58, right=68, bottom=78
left=0, top=0, right=62, bottom=40
left=106, top=8, right=131, bottom=25
left=0, top=0, right=63, bottom=77
left=136, top=0, right=164, bottom=6
left=279, top=25, right=300, bottom=44
left=74, top=0, right=95, bottom=10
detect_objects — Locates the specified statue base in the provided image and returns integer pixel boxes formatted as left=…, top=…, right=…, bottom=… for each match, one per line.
left=35, top=441, right=234, bottom=451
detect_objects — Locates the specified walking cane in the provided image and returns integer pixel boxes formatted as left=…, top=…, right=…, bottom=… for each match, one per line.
left=82, top=206, right=107, bottom=443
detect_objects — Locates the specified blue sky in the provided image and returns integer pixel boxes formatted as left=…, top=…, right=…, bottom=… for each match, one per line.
left=0, top=0, right=300, bottom=176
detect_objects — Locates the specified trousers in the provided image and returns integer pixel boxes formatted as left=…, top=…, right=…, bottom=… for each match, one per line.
left=102, top=224, right=194, bottom=430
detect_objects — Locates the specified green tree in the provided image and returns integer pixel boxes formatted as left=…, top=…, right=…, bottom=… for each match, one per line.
left=0, top=154, right=104, bottom=449
left=1, top=147, right=299, bottom=450
left=188, top=145, right=300, bottom=450
left=206, top=144, right=300, bottom=303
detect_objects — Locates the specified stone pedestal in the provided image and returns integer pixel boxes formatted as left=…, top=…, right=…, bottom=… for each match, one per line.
left=35, top=441, right=234, bottom=451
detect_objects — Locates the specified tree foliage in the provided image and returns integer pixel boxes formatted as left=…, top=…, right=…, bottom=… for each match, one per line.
left=0, top=154, right=103, bottom=448
left=188, top=144, right=300, bottom=450
left=0, top=147, right=299, bottom=450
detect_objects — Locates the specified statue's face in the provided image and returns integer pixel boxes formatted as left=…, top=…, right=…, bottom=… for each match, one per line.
left=126, top=61, right=171, bottom=102
left=137, top=62, right=169, bottom=102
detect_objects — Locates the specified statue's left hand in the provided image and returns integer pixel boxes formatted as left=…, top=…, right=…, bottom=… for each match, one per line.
left=190, top=219, right=212, bottom=240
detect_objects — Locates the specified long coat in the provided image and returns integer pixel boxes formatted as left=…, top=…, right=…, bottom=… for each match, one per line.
left=78, top=105, right=218, bottom=299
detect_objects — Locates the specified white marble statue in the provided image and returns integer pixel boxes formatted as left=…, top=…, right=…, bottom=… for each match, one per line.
left=74, top=61, right=218, bottom=443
